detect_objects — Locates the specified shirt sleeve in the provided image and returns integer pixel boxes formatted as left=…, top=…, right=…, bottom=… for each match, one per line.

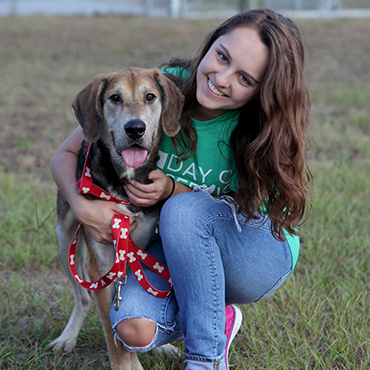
left=160, top=66, right=191, bottom=79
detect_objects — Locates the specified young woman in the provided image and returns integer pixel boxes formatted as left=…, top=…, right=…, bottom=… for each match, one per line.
left=50, top=8, right=311, bottom=370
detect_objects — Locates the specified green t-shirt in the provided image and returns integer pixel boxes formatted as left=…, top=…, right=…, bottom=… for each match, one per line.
left=159, top=67, right=300, bottom=269
left=157, top=109, right=239, bottom=197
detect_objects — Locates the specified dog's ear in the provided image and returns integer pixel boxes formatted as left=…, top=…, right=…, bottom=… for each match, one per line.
left=71, top=74, right=107, bottom=142
left=153, top=69, right=184, bottom=137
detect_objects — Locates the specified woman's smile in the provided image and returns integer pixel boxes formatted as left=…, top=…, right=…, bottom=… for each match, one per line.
left=195, top=26, right=270, bottom=121
left=207, top=77, right=228, bottom=97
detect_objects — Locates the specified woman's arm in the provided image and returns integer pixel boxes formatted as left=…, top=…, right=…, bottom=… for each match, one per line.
left=50, top=126, right=83, bottom=206
left=50, top=127, right=136, bottom=243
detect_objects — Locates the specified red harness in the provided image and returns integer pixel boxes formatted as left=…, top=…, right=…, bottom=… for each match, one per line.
left=68, top=143, right=173, bottom=304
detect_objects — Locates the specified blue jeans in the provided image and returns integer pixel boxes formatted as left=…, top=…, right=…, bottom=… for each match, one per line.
left=110, top=190, right=292, bottom=369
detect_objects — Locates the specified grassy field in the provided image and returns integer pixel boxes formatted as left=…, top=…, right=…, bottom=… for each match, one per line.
left=0, top=13, right=369, bottom=370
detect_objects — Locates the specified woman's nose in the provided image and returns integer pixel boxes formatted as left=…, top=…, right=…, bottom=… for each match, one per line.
left=215, top=67, right=232, bottom=88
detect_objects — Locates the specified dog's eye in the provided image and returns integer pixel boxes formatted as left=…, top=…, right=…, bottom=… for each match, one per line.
left=109, top=95, right=121, bottom=103
left=145, top=94, right=156, bottom=102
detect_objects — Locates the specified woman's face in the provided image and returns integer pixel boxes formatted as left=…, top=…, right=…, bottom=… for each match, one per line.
left=195, top=26, right=270, bottom=121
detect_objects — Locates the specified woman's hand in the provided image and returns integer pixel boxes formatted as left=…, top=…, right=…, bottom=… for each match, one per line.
left=124, top=170, right=175, bottom=207
left=72, top=196, right=138, bottom=244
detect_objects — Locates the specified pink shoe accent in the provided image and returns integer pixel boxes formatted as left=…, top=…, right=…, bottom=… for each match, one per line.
left=224, top=305, right=242, bottom=369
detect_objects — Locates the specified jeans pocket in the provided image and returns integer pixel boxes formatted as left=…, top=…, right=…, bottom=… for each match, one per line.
left=254, top=270, right=291, bottom=302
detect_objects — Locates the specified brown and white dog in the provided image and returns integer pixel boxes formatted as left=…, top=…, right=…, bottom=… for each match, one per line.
left=49, top=68, right=184, bottom=369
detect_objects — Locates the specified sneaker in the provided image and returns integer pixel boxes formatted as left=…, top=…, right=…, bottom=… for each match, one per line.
left=224, top=305, right=242, bottom=369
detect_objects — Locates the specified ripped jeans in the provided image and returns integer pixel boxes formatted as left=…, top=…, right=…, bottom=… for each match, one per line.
left=110, top=190, right=293, bottom=369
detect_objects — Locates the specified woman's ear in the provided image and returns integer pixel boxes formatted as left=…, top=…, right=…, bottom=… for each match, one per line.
left=71, top=74, right=107, bottom=142
left=152, top=68, right=185, bottom=137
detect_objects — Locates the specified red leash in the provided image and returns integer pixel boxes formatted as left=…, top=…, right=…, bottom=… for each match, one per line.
left=68, top=143, right=173, bottom=306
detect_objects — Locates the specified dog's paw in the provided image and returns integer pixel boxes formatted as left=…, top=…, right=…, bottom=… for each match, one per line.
left=153, top=343, right=182, bottom=359
left=48, top=337, right=77, bottom=353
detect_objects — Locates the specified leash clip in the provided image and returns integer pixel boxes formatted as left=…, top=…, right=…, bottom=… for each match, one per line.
left=113, top=276, right=127, bottom=311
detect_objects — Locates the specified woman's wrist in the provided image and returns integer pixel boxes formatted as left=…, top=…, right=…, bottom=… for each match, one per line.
left=70, top=194, right=88, bottom=222
left=164, top=176, right=176, bottom=201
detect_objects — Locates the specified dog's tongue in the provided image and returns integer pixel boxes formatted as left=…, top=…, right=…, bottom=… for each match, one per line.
left=121, top=146, right=148, bottom=168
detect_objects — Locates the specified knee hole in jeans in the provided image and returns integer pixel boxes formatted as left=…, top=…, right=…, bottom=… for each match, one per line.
left=116, top=317, right=156, bottom=348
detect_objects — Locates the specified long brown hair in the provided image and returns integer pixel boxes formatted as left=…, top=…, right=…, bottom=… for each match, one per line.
left=162, top=8, right=312, bottom=240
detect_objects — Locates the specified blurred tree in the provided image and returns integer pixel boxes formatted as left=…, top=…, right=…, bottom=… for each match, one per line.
left=240, top=0, right=258, bottom=11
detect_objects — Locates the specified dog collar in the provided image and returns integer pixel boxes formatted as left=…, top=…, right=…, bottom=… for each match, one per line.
left=68, top=143, right=173, bottom=304
left=75, top=143, right=131, bottom=205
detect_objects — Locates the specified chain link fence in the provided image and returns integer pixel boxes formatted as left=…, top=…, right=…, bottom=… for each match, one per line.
left=1, top=0, right=369, bottom=18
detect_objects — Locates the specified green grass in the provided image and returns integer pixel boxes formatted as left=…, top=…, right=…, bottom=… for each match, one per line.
left=0, top=173, right=57, bottom=270
left=0, top=14, right=369, bottom=370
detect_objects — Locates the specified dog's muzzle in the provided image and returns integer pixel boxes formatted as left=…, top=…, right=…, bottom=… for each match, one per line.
left=125, top=119, right=146, bottom=140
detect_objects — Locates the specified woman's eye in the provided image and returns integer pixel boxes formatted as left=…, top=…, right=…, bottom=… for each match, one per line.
left=109, top=94, right=121, bottom=103
left=218, top=52, right=228, bottom=63
left=240, top=75, right=251, bottom=86
left=145, top=93, right=156, bottom=102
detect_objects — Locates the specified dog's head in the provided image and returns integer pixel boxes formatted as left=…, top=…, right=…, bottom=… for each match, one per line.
left=72, top=67, right=184, bottom=168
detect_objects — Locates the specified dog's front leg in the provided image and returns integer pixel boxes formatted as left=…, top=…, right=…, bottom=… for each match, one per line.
left=93, top=287, right=144, bottom=370
left=88, top=240, right=144, bottom=370
left=49, top=204, right=91, bottom=353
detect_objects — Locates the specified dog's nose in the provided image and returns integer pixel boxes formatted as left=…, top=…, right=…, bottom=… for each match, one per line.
left=125, top=119, right=146, bottom=139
